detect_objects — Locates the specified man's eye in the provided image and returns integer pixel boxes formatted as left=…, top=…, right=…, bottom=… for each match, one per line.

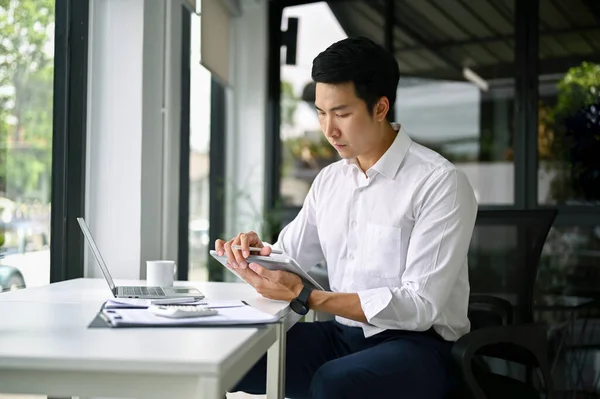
left=336, top=113, right=350, bottom=118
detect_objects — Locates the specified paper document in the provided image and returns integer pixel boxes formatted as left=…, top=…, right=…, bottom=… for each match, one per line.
left=104, top=298, right=245, bottom=309
left=100, top=304, right=279, bottom=327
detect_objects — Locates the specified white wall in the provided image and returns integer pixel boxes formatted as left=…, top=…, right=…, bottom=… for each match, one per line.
left=86, top=0, right=185, bottom=280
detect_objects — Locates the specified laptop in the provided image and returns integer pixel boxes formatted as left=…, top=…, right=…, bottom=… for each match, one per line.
left=77, top=217, right=204, bottom=299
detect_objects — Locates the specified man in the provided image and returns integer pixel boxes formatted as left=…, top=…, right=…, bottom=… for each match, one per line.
left=216, top=37, right=478, bottom=399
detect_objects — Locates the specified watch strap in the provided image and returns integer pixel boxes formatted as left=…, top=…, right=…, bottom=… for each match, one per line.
left=296, top=285, right=313, bottom=306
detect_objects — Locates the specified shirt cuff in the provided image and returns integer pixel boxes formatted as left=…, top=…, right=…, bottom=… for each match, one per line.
left=358, top=287, right=393, bottom=323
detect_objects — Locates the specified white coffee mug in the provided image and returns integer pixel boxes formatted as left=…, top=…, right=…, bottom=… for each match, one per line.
left=146, top=260, right=176, bottom=287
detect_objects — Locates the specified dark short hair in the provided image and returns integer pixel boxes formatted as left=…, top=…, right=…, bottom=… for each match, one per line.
left=311, top=37, right=400, bottom=116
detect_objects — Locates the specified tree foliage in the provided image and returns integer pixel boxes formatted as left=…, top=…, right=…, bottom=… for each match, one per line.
left=545, top=62, right=600, bottom=203
left=281, top=80, right=298, bottom=127
left=553, top=62, right=600, bottom=123
left=0, top=0, right=54, bottom=201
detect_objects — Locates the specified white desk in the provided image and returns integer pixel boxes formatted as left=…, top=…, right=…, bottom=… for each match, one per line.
left=0, top=278, right=300, bottom=399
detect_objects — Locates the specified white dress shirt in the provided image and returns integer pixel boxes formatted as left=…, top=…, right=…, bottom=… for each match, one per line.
left=273, top=125, right=478, bottom=341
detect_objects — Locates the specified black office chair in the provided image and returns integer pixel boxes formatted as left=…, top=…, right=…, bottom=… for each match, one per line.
left=450, top=209, right=559, bottom=399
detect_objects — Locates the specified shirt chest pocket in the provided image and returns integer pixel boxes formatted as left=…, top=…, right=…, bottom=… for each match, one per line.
left=360, top=223, right=404, bottom=279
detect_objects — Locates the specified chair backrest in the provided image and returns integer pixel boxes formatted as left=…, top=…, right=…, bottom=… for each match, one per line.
left=468, top=294, right=514, bottom=331
left=468, top=209, right=558, bottom=324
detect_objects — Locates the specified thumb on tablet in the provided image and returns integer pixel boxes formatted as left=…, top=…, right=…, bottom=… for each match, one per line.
left=260, top=246, right=272, bottom=256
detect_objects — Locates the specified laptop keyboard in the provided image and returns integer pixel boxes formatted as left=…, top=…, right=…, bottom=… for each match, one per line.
left=120, top=286, right=166, bottom=297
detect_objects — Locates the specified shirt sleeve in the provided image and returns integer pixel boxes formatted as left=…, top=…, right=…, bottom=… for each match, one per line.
left=357, top=168, right=478, bottom=331
left=270, top=172, right=326, bottom=272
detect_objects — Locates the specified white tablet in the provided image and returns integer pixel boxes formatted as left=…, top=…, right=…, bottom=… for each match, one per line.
left=209, top=250, right=325, bottom=291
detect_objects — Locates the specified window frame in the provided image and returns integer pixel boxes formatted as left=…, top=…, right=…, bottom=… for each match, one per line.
left=177, top=6, right=228, bottom=282
left=177, top=4, right=192, bottom=281
left=50, top=0, right=90, bottom=282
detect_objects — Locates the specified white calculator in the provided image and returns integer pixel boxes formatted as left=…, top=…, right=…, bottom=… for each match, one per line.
left=149, top=304, right=218, bottom=318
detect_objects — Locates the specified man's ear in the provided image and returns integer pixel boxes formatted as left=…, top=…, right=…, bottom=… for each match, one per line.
left=374, top=97, right=390, bottom=122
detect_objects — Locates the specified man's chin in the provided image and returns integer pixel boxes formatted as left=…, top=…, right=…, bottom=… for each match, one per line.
left=336, top=148, right=353, bottom=158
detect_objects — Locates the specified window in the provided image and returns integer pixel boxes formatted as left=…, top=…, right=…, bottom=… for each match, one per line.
left=538, top=225, right=600, bottom=297
left=395, top=1, right=516, bottom=205
left=278, top=0, right=518, bottom=207
left=0, top=0, right=54, bottom=292
left=279, top=1, right=347, bottom=207
left=536, top=0, right=600, bottom=205
left=397, top=77, right=516, bottom=205
left=188, top=12, right=211, bottom=282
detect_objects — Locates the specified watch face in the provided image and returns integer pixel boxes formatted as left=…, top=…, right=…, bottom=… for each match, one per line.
left=290, top=299, right=308, bottom=315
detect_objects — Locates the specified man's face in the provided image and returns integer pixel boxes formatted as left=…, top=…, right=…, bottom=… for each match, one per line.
left=314, top=82, right=382, bottom=160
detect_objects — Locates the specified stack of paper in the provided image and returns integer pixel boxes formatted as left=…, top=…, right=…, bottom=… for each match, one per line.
left=104, top=298, right=241, bottom=309
left=100, top=303, right=279, bottom=327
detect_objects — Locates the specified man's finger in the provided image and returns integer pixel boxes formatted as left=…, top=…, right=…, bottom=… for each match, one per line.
left=259, top=246, right=272, bottom=256
left=239, top=233, right=251, bottom=258
left=232, top=233, right=247, bottom=268
left=223, top=240, right=236, bottom=267
left=237, top=265, right=263, bottom=286
left=248, top=263, right=275, bottom=279
left=215, top=239, right=225, bottom=256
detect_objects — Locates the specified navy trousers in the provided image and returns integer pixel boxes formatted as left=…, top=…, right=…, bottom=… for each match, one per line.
left=232, top=320, right=457, bottom=399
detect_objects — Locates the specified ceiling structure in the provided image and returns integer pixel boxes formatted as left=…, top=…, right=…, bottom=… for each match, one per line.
left=325, top=0, right=600, bottom=82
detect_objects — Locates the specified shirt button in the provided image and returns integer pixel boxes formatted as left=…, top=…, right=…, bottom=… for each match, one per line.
left=348, top=254, right=355, bottom=260
left=350, top=221, right=357, bottom=228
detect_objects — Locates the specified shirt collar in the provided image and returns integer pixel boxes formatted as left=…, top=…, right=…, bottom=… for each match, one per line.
left=342, top=123, right=412, bottom=179
left=342, top=157, right=360, bottom=174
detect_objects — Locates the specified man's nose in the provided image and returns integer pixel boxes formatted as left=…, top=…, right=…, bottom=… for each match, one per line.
left=324, top=117, right=339, bottom=138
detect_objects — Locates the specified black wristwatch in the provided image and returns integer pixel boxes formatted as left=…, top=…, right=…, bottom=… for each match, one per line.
left=290, top=285, right=314, bottom=315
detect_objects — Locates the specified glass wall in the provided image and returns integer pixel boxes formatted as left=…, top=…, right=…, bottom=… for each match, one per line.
left=273, top=0, right=600, bottom=212
left=279, top=1, right=347, bottom=208
left=396, top=75, right=515, bottom=205
left=536, top=0, right=600, bottom=205
left=279, top=0, right=518, bottom=207
left=539, top=225, right=600, bottom=296
left=394, top=0, right=516, bottom=205
left=536, top=0, right=600, bottom=297
left=535, top=4, right=600, bottom=390
left=188, top=11, right=211, bottom=282
left=0, top=0, right=54, bottom=292
left=535, top=1, right=600, bottom=393
left=268, top=0, right=600, bottom=393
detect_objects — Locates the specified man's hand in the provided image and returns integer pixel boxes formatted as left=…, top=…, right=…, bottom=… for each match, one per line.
left=215, top=231, right=272, bottom=270
left=215, top=232, right=302, bottom=301
left=227, top=262, right=304, bottom=302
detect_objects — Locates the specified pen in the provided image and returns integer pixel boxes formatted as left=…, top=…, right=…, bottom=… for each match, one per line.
left=231, top=245, right=283, bottom=255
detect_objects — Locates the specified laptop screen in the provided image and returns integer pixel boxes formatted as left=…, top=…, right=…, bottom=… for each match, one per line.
left=77, top=217, right=116, bottom=293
